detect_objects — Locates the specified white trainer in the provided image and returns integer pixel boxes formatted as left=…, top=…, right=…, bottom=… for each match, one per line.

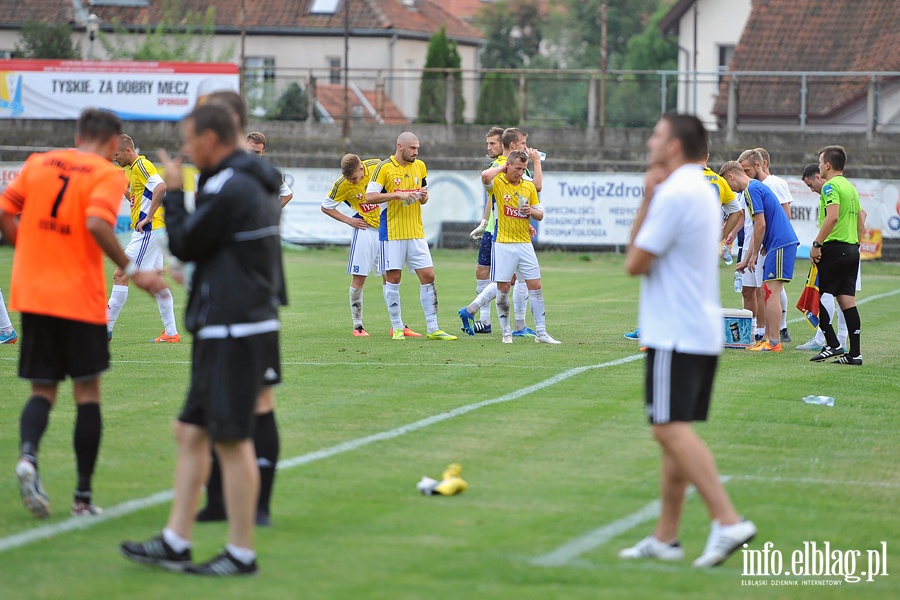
left=692, top=519, right=757, bottom=567
left=618, top=535, right=685, bottom=561
left=796, top=338, right=823, bottom=351
left=501, top=334, right=513, bottom=344
left=16, top=459, right=51, bottom=519
left=535, top=332, right=561, bottom=344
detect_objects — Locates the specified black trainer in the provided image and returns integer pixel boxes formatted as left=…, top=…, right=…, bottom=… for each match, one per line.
left=832, top=355, right=862, bottom=365
left=780, top=328, right=791, bottom=343
left=473, top=322, right=492, bottom=334
left=119, top=534, right=191, bottom=571
left=185, top=549, right=258, bottom=576
left=255, top=511, right=272, bottom=527
left=810, top=345, right=845, bottom=362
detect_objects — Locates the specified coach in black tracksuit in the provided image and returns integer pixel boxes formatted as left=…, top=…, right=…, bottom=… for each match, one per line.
left=120, top=103, right=285, bottom=576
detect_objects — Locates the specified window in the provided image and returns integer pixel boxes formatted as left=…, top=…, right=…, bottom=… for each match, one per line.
left=718, top=45, right=735, bottom=74
left=328, top=57, right=342, bottom=85
left=310, top=0, right=341, bottom=14
left=0, top=50, right=13, bottom=59
left=244, top=56, right=276, bottom=116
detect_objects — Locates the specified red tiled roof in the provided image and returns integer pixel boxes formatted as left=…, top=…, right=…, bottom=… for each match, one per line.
left=314, top=81, right=409, bottom=124
left=0, top=0, right=73, bottom=24
left=0, top=0, right=482, bottom=44
left=713, top=0, right=900, bottom=119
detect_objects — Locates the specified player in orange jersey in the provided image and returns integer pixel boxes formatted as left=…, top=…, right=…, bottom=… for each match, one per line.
left=0, top=109, right=165, bottom=519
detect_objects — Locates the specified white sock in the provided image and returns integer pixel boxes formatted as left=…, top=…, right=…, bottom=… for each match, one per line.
left=513, top=279, right=528, bottom=323
left=496, top=289, right=511, bottom=335
left=226, top=544, right=256, bottom=565
left=814, top=293, right=834, bottom=345
left=780, top=288, right=788, bottom=329
left=107, top=284, right=129, bottom=332
left=756, top=327, right=766, bottom=338
left=349, top=286, right=363, bottom=328
left=162, top=527, right=191, bottom=553
left=0, top=289, right=12, bottom=333
left=468, top=282, right=497, bottom=315
left=420, top=283, right=439, bottom=334
left=836, top=299, right=848, bottom=344
left=529, top=287, right=546, bottom=335
left=475, top=279, right=491, bottom=324
left=154, top=288, right=178, bottom=336
left=383, top=282, right=403, bottom=330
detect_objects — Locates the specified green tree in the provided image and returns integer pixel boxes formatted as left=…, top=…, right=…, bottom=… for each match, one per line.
left=99, top=0, right=233, bottom=62
left=417, top=28, right=464, bottom=124
left=606, top=4, right=678, bottom=127
left=271, top=82, right=309, bottom=121
left=475, top=73, right=519, bottom=125
left=14, top=21, right=79, bottom=59
left=474, top=0, right=544, bottom=69
left=524, top=0, right=667, bottom=126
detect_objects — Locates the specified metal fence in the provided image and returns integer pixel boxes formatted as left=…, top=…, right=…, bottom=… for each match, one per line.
left=245, top=66, right=900, bottom=137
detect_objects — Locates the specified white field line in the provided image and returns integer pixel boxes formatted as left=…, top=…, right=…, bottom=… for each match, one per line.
left=0, top=354, right=644, bottom=554
left=530, top=472, right=900, bottom=568
left=530, top=483, right=709, bottom=568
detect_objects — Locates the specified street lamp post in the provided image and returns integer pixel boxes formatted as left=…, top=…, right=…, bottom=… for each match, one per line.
left=87, top=14, right=100, bottom=60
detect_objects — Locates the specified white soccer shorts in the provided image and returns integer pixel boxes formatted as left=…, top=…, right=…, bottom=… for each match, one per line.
left=491, top=242, right=541, bottom=283
left=124, top=228, right=166, bottom=271
left=380, top=238, right=433, bottom=273
left=347, top=227, right=382, bottom=277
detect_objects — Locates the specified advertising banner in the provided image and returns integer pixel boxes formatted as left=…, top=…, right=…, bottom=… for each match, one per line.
left=0, top=60, right=239, bottom=120
left=3, top=160, right=900, bottom=247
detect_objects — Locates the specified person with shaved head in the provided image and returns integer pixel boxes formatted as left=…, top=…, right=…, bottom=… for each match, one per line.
left=365, top=132, right=456, bottom=340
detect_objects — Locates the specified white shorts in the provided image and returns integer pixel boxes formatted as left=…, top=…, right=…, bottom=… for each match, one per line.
left=347, top=227, right=381, bottom=277
left=491, top=242, right=540, bottom=283
left=380, top=238, right=433, bottom=273
left=124, top=228, right=165, bottom=271
left=739, top=247, right=764, bottom=288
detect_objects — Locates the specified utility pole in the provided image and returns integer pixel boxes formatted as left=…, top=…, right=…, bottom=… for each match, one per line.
left=599, top=3, right=608, bottom=143
left=343, top=0, right=351, bottom=139
left=240, top=0, right=246, bottom=97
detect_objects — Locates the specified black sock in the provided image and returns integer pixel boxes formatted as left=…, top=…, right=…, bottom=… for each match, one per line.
left=20, top=395, right=52, bottom=464
left=254, top=410, right=280, bottom=516
left=817, top=299, right=840, bottom=349
left=202, top=452, right=226, bottom=517
left=842, top=305, right=861, bottom=357
left=74, top=403, right=102, bottom=494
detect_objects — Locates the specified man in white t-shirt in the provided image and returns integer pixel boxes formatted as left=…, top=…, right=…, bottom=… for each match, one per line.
left=620, top=113, right=756, bottom=568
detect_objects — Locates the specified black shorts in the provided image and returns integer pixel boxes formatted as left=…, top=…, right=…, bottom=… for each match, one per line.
left=18, top=313, right=109, bottom=383
left=477, top=231, right=493, bottom=267
left=644, top=348, right=718, bottom=425
left=179, top=331, right=281, bottom=441
left=817, top=242, right=860, bottom=297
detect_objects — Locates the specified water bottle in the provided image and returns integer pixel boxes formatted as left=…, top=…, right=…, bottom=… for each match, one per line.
left=733, top=270, right=743, bottom=293
left=802, top=395, right=835, bottom=407
left=722, top=243, right=733, bottom=265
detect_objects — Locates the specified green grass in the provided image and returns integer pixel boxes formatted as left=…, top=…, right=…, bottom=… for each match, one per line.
left=1, top=245, right=898, bottom=599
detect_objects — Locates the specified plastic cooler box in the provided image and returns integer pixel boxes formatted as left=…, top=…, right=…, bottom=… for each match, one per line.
left=722, top=308, right=753, bottom=348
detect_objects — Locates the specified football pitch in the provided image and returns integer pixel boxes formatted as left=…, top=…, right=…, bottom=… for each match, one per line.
left=1, top=245, right=898, bottom=599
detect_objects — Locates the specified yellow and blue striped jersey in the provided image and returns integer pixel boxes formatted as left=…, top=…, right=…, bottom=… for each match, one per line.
left=370, top=156, right=427, bottom=241
left=127, top=155, right=165, bottom=230
left=488, top=173, right=538, bottom=243
left=703, top=166, right=736, bottom=206
left=326, top=158, right=382, bottom=228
